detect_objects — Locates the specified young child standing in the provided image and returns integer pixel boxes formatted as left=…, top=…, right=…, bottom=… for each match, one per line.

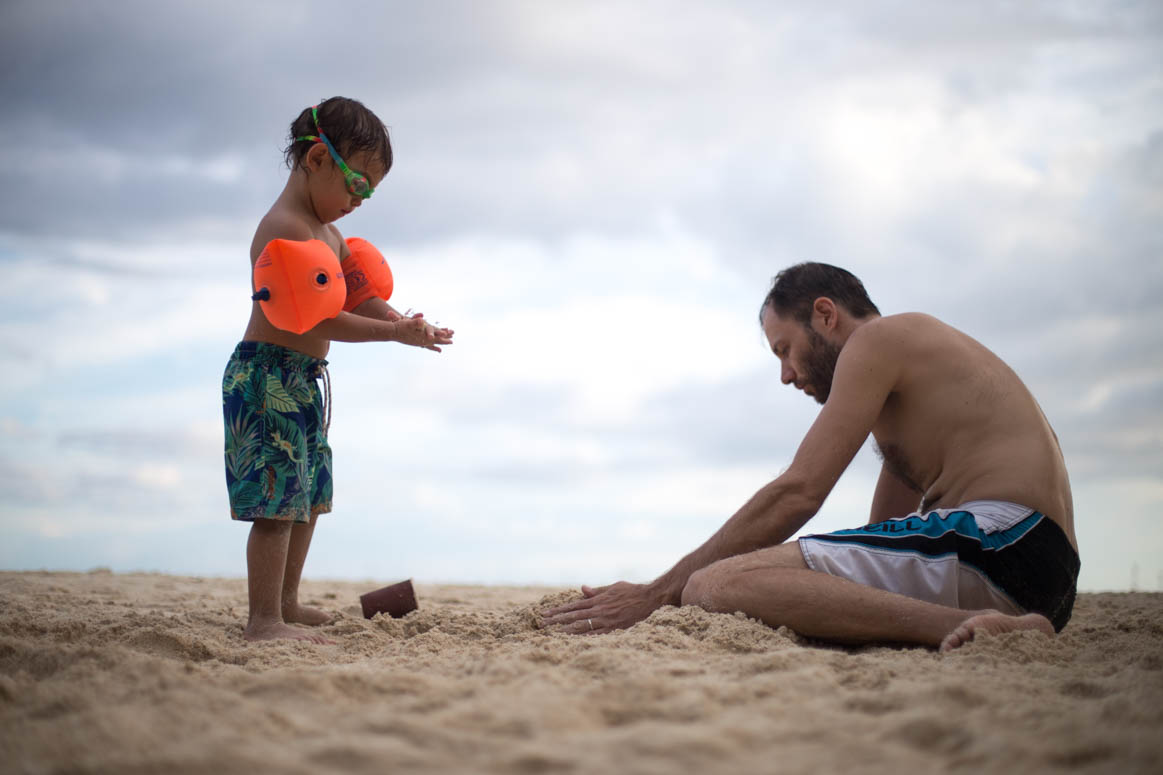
left=222, top=97, right=453, bottom=643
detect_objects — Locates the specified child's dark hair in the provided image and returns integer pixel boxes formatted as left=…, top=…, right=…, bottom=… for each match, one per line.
left=284, top=96, right=393, bottom=175
left=759, top=262, right=880, bottom=326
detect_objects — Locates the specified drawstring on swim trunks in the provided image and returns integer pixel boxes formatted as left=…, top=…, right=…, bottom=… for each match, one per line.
left=315, top=362, right=332, bottom=437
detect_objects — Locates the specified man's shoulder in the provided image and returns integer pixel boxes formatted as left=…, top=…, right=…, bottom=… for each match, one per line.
left=849, top=312, right=953, bottom=349
left=841, top=314, right=963, bottom=381
left=846, top=312, right=928, bottom=346
left=874, top=311, right=945, bottom=332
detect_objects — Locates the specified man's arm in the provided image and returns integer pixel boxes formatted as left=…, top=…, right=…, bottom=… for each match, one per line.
left=543, top=320, right=901, bottom=633
left=651, top=324, right=899, bottom=602
left=868, top=464, right=922, bottom=524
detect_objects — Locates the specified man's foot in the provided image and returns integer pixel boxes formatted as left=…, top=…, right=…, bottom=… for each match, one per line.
left=940, top=611, right=1054, bottom=652
left=282, top=603, right=333, bottom=627
left=244, top=619, right=334, bottom=644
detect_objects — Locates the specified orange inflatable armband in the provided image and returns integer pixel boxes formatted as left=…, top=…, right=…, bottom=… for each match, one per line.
left=252, top=239, right=345, bottom=334
left=341, top=237, right=394, bottom=311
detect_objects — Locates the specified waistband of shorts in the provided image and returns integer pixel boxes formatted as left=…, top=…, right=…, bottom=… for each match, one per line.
left=944, top=500, right=1035, bottom=533
left=232, top=341, right=328, bottom=373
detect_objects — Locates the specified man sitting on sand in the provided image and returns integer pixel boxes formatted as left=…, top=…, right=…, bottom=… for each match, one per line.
left=544, top=263, right=1080, bottom=651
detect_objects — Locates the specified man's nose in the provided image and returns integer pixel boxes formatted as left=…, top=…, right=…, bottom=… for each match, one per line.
left=781, top=363, right=795, bottom=385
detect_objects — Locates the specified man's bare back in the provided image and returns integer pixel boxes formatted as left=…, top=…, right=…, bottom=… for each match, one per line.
left=863, top=313, right=1076, bottom=550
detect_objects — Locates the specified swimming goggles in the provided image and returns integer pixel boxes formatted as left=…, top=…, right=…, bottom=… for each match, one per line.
left=296, top=105, right=374, bottom=199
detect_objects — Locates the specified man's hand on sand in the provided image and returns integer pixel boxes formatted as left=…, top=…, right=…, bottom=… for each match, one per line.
left=541, top=581, right=668, bottom=635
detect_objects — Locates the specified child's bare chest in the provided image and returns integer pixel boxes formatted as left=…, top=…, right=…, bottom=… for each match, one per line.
left=307, top=227, right=343, bottom=258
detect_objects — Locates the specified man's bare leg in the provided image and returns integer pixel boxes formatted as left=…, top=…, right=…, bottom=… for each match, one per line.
left=281, top=513, right=332, bottom=627
left=681, top=543, right=1053, bottom=650
left=245, top=518, right=331, bottom=643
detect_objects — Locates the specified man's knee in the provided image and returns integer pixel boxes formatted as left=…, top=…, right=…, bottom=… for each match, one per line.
left=681, top=562, right=736, bottom=613
left=680, top=567, right=710, bottom=608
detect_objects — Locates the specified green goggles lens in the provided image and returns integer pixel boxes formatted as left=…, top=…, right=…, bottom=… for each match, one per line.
left=344, top=171, right=372, bottom=199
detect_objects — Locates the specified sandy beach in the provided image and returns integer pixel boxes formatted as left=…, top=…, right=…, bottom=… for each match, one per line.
left=1, top=571, right=1160, bottom=774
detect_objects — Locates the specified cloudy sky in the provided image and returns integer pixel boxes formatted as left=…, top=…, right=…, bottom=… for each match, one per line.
left=1, top=0, right=1160, bottom=592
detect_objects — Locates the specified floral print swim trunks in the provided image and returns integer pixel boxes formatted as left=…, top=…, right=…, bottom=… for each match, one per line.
left=222, top=341, right=333, bottom=523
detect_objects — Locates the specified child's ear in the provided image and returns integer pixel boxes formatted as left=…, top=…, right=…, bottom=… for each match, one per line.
left=305, top=142, right=329, bottom=170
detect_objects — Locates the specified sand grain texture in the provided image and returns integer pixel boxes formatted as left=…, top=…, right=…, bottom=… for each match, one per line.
left=1, top=571, right=1161, bottom=774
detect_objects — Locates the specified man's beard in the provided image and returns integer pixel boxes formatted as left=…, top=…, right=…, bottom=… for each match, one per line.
left=802, top=326, right=842, bottom=405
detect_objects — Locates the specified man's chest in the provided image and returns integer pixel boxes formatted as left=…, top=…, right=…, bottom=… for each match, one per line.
left=871, top=393, right=935, bottom=494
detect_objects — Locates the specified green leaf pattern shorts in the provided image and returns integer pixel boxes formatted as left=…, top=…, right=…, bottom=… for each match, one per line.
left=222, top=342, right=333, bottom=523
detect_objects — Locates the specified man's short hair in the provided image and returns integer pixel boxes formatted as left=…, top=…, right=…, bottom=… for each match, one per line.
left=759, top=262, right=880, bottom=326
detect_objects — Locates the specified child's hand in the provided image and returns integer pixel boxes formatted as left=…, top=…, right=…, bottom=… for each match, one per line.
left=406, top=311, right=454, bottom=351
left=394, top=316, right=454, bottom=352
left=428, top=323, right=454, bottom=351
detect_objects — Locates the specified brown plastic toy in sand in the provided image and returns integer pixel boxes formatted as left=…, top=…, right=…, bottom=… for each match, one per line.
left=360, top=579, right=418, bottom=619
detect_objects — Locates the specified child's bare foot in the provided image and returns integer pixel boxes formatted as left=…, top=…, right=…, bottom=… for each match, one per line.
left=245, top=619, right=334, bottom=644
left=283, top=603, right=333, bottom=627
left=940, top=611, right=1054, bottom=652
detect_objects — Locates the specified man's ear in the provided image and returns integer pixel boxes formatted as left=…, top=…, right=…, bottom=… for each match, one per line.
left=813, top=297, right=838, bottom=331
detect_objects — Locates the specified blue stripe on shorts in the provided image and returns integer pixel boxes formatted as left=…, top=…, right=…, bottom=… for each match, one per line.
left=806, top=509, right=1080, bottom=631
